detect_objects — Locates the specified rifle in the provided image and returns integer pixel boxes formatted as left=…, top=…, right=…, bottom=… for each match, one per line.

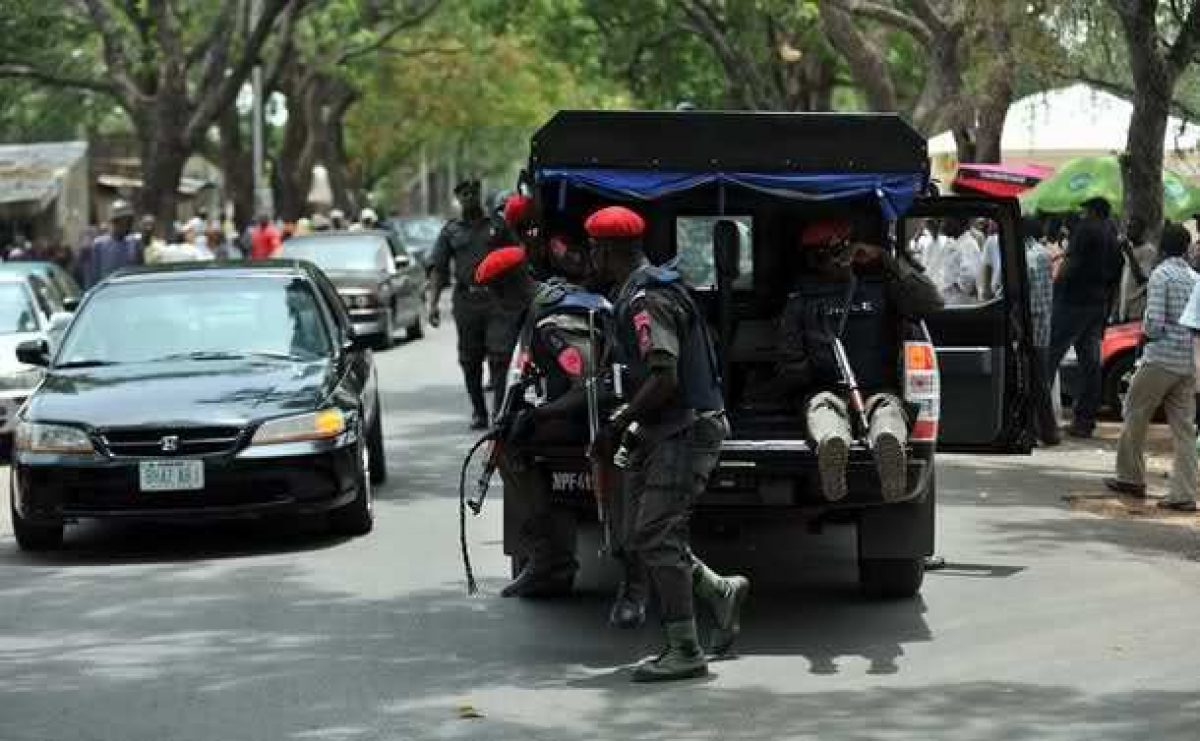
left=832, top=272, right=870, bottom=441
left=468, top=337, right=535, bottom=515
left=584, top=309, right=613, bottom=555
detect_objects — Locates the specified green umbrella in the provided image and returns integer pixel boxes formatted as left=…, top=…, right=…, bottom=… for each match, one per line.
left=1020, top=155, right=1200, bottom=221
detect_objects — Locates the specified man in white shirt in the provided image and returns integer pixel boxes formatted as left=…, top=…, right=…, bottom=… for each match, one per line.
left=939, top=217, right=981, bottom=305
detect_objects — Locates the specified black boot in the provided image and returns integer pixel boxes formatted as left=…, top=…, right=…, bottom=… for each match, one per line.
left=693, top=560, right=750, bottom=657
left=500, top=560, right=574, bottom=598
left=461, top=361, right=489, bottom=429
left=631, top=619, right=708, bottom=682
left=608, top=561, right=648, bottom=629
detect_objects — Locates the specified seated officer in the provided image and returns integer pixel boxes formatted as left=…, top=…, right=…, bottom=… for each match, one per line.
left=765, top=219, right=943, bottom=502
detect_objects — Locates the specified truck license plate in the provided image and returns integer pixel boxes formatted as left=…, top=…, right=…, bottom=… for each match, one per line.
left=139, top=460, right=204, bottom=492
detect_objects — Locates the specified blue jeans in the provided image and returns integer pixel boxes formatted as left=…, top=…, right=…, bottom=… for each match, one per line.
left=1047, top=299, right=1107, bottom=432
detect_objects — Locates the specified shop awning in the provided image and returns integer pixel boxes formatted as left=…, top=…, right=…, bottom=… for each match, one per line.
left=952, top=163, right=1054, bottom=198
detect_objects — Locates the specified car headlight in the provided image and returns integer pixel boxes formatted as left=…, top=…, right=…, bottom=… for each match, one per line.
left=15, top=422, right=95, bottom=454
left=250, top=409, right=347, bottom=445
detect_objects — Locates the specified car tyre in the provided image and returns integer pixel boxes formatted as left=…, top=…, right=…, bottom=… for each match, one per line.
left=375, top=308, right=395, bottom=351
left=367, top=405, right=387, bottom=485
left=406, top=312, right=424, bottom=341
left=1102, top=352, right=1135, bottom=419
left=329, top=441, right=374, bottom=536
left=10, top=482, right=64, bottom=551
left=859, top=557, right=924, bottom=599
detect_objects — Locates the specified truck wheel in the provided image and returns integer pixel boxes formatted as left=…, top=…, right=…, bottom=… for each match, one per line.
left=859, top=557, right=924, bottom=599
left=10, top=486, right=64, bottom=551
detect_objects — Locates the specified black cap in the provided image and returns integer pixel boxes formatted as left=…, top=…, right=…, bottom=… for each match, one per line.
left=454, top=179, right=481, bottom=197
left=1081, top=197, right=1111, bottom=218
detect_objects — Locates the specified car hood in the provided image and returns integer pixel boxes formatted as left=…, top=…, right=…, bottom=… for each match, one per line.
left=323, top=270, right=384, bottom=291
left=27, top=358, right=335, bottom=429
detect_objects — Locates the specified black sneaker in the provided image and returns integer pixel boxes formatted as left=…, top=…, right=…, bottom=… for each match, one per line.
left=1103, top=478, right=1147, bottom=497
left=1156, top=499, right=1198, bottom=513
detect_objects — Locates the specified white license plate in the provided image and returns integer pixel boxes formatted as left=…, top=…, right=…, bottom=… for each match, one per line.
left=139, top=460, right=205, bottom=492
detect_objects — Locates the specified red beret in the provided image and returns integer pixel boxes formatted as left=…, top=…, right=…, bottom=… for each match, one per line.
left=474, top=246, right=526, bottom=285
left=584, top=206, right=646, bottom=239
left=799, top=219, right=852, bottom=247
left=503, top=195, right=534, bottom=227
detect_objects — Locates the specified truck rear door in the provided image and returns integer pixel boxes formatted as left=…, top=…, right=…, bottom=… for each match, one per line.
left=904, top=196, right=1036, bottom=453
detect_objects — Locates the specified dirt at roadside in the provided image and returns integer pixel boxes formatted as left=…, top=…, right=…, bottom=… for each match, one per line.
left=1059, top=420, right=1200, bottom=530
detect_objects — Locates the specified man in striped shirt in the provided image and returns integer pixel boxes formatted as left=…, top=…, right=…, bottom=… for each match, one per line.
left=1105, top=223, right=1198, bottom=512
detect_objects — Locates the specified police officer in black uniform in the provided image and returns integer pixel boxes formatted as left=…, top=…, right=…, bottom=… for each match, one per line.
left=485, top=198, right=650, bottom=625
left=586, top=205, right=749, bottom=682
left=429, top=180, right=509, bottom=429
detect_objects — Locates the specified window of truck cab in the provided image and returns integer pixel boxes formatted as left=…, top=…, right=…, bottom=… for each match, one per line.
left=674, top=216, right=754, bottom=289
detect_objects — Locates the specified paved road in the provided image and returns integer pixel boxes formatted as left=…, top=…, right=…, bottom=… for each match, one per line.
left=3, top=321, right=1199, bottom=741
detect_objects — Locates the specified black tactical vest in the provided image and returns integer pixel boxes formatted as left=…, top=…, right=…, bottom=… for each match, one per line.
left=613, top=265, right=724, bottom=413
left=780, top=277, right=889, bottom=393
left=527, top=281, right=610, bottom=401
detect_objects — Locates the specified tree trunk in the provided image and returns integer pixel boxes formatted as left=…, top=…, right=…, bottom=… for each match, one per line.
left=1123, top=86, right=1171, bottom=230
left=217, top=106, right=254, bottom=230
left=137, top=129, right=189, bottom=233
left=275, top=65, right=317, bottom=221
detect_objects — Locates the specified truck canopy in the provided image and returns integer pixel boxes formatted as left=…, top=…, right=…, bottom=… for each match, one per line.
left=529, top=111, right=930, bottom=220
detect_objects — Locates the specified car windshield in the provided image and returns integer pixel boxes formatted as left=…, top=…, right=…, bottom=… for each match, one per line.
left=0, top=283, right=38, bottom=334
left=57, top=277, right=332, bottom=365
left=399, top=218, right=442, bottom=245
left=282, top=236, right=391, bottom=272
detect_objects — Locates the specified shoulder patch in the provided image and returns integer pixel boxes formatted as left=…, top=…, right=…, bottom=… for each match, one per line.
left=557, top=346, right=584, bottom=377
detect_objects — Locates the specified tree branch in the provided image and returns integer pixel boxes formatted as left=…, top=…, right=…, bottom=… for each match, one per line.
left=819, top=0, right=899, bottom=111
left=336, top=0, right=441, bottom=65
left=839, top=0, right=932, bottom=42
left=1064, top=69, right=1200, bottom=123
left=78, top=0, right=143, bottom=103
left=186, top=0, right=292, bottom=145
left=0, top=62, right=118, bottom=96
left=1166, top=0, right=1200, bottom=73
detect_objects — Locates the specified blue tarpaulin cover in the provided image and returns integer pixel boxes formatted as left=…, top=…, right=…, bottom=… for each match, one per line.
left=537, top=168, right=927, bottom=220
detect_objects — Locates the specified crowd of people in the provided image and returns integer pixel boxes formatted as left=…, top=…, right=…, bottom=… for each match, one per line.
left=912, top=199, right=1200, bottom=513
left=5, top=200, right=391, bottom=291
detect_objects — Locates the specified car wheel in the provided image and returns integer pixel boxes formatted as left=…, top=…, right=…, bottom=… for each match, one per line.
left=406, top=312, right=424, bottom=341
left=329, top=441, right=374, bottom=536
left=375, top=308, right=396, bottom=351
left=859, top=557, right=924, bottom=599
left=1103, top=352, right=1136, bottom=419
left=368, top=404, right=387, bottom=485
left=9, top=476, right=64, bottom=551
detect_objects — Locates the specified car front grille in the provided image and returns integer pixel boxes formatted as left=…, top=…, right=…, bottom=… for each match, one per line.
left=98, top=426, right=244, bottom=458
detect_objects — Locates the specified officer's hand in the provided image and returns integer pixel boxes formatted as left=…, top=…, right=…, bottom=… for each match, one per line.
left=507, top=409, right=536, bottom=445
left=428, top=302, right=441, bottom=328
left=852, top=243, right=886, bottom=265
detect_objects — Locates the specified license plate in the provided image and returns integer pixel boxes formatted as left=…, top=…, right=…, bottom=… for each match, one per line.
left=550, top=471, right=592, bottom=493
left=139, top=460, right=205, bottom=492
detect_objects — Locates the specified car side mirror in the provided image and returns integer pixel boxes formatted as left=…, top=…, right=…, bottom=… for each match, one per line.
left=395, top=254, right=411, bottom=269
left=713, top=220, right=741, bottom=282
left=62, top=296, right=80, bottom=312
left=16, top=338, right=50, bottom=367
left=342, top=332, right=370, bottom=353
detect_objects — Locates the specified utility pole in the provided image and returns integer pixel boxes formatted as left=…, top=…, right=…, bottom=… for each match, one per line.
left=251, top=0, right=271, bottom=218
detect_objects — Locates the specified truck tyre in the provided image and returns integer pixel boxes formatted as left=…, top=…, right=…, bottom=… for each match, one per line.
left=859, top=557, right=924, bottom=599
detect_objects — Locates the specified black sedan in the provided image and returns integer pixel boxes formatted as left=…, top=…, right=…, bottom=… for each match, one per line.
left=280, top=230, right=425, bottom=349
left=9, top=261, right=385, bottom=550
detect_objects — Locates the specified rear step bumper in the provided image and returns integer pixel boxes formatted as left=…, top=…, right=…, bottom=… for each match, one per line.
left=534, top=439, right=934, bottom=509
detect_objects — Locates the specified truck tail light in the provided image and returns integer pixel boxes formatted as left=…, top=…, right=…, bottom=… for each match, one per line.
left=904, top=340, right=940, bottom=443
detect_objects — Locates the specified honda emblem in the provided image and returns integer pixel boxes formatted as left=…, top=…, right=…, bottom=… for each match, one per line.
left=160, top=435, right=179, bottom=453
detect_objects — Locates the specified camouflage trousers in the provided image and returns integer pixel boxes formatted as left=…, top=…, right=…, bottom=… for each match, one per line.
left=621, top=413, right=730, bottom=623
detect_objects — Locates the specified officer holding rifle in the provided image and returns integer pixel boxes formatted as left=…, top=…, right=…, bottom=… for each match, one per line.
left=586, top=205, right=749, bottom=683
left=760, top=219, right=944, bottom=504
left=479, top=197, right=650, bottom=627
